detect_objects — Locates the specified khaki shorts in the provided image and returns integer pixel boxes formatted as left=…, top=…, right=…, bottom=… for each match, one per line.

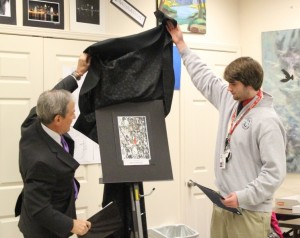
left=210, top=205, right=271, bottom=238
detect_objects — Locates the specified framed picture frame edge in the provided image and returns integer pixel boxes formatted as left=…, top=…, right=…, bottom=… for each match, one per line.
left=70, top=0, right=106, bottom=34
left=0, top=0, right=17, bottom=25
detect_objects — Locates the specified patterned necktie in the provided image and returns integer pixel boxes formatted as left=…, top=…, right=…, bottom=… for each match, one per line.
left=61, top=136, right=78, bottom=200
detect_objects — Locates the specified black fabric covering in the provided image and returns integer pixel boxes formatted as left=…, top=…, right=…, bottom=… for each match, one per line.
left=73, top=11, right=177, bottom=238
left=74, top=21, right=175, bottom=143
left=154, top=9, right=177, bottom=27
left=78, top=202, right=123, bottom=238
left=80, top=23, right=174, bottom=115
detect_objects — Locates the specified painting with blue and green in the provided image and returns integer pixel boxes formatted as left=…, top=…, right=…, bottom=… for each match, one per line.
left=158, top=0, right=206, bottom=34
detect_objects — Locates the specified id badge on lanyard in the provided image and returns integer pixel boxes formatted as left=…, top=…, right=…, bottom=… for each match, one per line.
left=220, top=90, right=263, bottom=169
left=220, top=137, right=231, bottom=169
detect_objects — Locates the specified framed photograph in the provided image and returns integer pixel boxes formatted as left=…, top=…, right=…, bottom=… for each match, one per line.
left=23, top=0, right=64, bottom=29
left=0, top=0, right=16, bottom=25
left=157, top=0, right=206, bottom=34
left=70, top=0, right=105, bottom=33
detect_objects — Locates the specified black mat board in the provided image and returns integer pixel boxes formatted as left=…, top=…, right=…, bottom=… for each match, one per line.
left=96, top=100, right=173, bottom=183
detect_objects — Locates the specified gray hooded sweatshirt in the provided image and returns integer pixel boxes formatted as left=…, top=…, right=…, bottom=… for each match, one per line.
left=180, top=47, right=286, bottom=212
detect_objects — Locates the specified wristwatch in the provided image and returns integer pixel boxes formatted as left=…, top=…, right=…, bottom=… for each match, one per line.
left=71, top=71, right=82, bottom=81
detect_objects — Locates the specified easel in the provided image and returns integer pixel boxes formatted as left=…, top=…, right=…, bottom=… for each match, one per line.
left=130, top=183, right=144, bottom=238
left=130, top=183, right=156, bottom=238
left=96, top=100, right=173, bottom=238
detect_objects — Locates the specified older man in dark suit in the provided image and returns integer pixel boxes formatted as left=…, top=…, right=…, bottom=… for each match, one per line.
left=15, top=53, right=92, bottom=238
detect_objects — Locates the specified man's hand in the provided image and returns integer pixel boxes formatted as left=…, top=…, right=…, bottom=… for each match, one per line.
left=221, top=192, right=239, bottom=208
left=71, top=219, right=91, bottom=236
left=75, top=53, right=91, bottom=78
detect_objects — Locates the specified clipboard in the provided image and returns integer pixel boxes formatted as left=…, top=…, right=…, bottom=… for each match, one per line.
left=78, top=201, right=123, bottom=238
left=191, top=180, right=242, bottom=215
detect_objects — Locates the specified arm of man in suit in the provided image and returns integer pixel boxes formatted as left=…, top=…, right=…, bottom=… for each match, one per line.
left=21, top=53, right=91, bottom=129
left=54, top=53, right=91, bottom=91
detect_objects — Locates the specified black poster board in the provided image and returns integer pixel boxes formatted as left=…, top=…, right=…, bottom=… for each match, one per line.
left=96, top=100, right=173, bottom=183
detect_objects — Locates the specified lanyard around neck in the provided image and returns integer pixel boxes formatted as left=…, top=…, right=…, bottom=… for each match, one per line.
left=228, top=90, right=263, bottom=138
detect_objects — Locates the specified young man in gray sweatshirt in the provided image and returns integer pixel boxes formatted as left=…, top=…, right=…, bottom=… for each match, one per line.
left=166, top=22, right=286, bottom=238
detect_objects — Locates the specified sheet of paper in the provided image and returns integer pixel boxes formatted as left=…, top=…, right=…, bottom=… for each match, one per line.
left=69, top=127, right=101, bottom=165
left=63, top=67, right=101, bottom=165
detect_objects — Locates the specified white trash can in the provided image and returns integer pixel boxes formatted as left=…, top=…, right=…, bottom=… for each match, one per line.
left=148, top=224, right=199, bottom=238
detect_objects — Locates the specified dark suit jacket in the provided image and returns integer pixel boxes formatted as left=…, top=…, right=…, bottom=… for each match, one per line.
left=15, top=76, right=80, bottom=238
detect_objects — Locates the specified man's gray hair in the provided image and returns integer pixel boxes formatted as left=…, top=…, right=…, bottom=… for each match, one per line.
left=36, top=89, right=74, bottom=125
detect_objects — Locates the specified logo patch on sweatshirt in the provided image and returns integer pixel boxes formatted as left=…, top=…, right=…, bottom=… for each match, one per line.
left=242, top=118, right=252, bottom=130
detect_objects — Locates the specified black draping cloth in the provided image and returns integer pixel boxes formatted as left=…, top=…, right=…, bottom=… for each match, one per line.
left=74, top=22, right=175, bottom=143
left=78, top=202, right=123, bottom=238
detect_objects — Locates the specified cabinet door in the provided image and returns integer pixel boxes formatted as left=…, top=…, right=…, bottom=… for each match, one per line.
left=0, top=35, right=43, bottom=238
left=44, top=38, right=105, bottom=229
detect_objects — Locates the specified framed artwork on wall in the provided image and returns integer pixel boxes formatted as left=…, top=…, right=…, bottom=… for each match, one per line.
left=157, top=0, right=206, bottom=34
left=0, top=0, right=16, bottom=25
left=262, top=28, right=300, bottom=173
left=70, top=0, right=105, bottom=34
left=23, top=0, right=64, bottom=29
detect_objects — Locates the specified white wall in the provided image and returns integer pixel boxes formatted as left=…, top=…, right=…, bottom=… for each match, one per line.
left=106, top=1, right=157, bottom=35
left=239, top=0, right=300, bottom=60
left=239, top=0, right=300, bottom=200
